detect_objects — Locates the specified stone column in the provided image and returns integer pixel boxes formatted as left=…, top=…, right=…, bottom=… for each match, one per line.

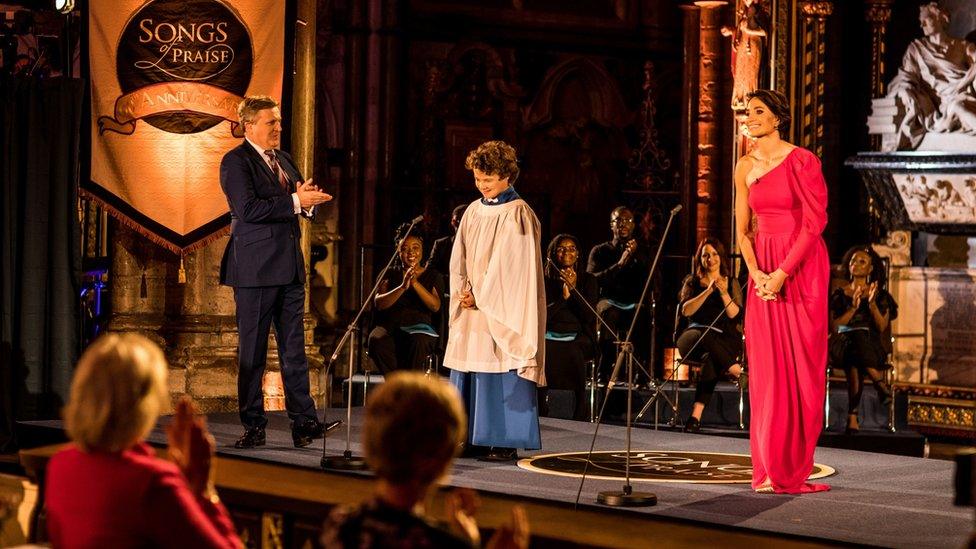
left=797, top=0, right=834, bottom=157
left=286, top=0, right=326, bottom=408
left=108, top=224, right=240, bottom=414
left=693, top=1, right=727, bottom=244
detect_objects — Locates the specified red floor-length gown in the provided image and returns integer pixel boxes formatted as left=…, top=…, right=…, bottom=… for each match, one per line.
left=745, top=147, right=830, bottom=494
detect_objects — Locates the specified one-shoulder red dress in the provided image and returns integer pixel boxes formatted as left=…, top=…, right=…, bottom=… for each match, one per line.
left=745, top=147, right=830, bottom=494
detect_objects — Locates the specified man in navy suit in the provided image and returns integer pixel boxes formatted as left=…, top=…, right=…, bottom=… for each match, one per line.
left=219, top=96, right=337, bottom=449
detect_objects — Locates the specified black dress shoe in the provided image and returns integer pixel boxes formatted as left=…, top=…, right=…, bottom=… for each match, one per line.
left=292, top=418, right=341, bottom=448
left=235, top=427, right=266, bottom=449
left=477, top=447, right=518, bottom=462
left=683, top=417, right=701, bottom=433
left=459, top=443, right=490, bottom=459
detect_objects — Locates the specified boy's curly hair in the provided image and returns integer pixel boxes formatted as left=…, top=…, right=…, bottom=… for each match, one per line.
left=465, top=140, right=520, bottom=184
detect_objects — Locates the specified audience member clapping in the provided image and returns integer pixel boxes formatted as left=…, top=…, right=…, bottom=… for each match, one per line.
left=320, top=371, right=529, bottom=549
left=46, top=333, right=240, bottom=548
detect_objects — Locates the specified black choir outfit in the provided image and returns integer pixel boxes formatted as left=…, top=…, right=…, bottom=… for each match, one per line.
left=676, top=275, right=744, bottom=408
left=367, top=267, right=445, bottom=374
left=586, top=238, right=653, bottom=378
left=829, top=286, right=898, bottom=415
left=543, top=270, right=598, bottom=421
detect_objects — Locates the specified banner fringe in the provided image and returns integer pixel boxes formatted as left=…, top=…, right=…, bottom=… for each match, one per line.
left=80, top=188, right=229, bottom=256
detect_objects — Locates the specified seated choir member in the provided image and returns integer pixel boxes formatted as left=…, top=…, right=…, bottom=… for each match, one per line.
left=586, top=206, right=652, bottom=381
left=320, top=371, right=529, bottom=549
left=676, top=237, right=745, bottom=432
left=46, top=333, right=240, bottom=548
left=427, top=203, right=468, bottom=276
left=368, top=231, right=445, bottom=374
left=830, top=245, right=898, bottom=435
left=542, top=234, right=598, bottom=421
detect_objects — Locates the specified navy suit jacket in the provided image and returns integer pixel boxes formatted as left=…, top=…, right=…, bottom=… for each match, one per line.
left=219, top=142, right=310, bottom=287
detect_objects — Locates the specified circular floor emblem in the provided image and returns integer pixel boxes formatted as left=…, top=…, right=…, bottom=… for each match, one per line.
left=517, top=451, right=835, bottom=484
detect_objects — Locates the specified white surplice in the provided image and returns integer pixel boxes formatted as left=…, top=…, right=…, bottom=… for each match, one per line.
left=443, top=198, right=546, bottom=386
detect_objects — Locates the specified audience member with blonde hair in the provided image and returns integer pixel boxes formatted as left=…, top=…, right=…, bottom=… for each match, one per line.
left=321, top=371, right=529, bottom=549
left=45, top=333, right=241, bottom=548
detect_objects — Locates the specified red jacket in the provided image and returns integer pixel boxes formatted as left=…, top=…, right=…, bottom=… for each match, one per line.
left=46, top=442, right=240, bottom=549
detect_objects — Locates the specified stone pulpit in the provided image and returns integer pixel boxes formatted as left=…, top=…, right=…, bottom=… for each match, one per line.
left=850, top=2, right=975, bottom=439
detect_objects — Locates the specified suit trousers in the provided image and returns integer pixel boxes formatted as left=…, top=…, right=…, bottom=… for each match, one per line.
left=234, top=283, right=316, bottom=429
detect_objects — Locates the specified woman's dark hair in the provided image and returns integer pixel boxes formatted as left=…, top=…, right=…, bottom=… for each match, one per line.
left=746, top=89, right=791, bottom=135
left=841, top=245, right=887, bottom=288
left=693, top=237, right=730, bottom=280
left=393, top=223, right=424, bottom=270
left=545, top=233, right=580, bottom=278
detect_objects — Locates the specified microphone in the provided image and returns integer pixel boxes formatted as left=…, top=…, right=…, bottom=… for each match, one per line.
left=670, top=204, right=683, bottom=215
left=409, top=214, right=424, bottom=225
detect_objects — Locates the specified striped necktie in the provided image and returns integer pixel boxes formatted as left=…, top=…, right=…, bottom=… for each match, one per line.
left=264, top=150, right=289, bottom=191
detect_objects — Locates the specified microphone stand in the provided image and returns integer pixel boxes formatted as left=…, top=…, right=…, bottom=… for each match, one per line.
left=582, top=204, right=681, bottom=508
left=321, top=216, right=424, bottom=470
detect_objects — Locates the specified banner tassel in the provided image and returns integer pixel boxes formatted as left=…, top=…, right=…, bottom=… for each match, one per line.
left=178, top=255, right=187, bottom=284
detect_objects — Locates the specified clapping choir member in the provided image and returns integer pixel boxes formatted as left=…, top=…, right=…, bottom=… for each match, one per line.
left=369, top=232, right=445, bottom=374
left=586, top=206, right=652, bottom=381
left=676, top=237, right=744, bottom=432
left=830, top=245, right=897, bottom=435
left=543, top=234, right=598, bottom=421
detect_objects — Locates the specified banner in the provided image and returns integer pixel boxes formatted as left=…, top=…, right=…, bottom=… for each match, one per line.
left=86, top=0, right=284, bottom=253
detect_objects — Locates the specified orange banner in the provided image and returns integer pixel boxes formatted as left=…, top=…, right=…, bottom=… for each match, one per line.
left=87, top=0, right=284, bottom=254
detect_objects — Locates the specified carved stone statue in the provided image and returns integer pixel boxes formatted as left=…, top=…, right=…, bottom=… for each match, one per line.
left=869, top=2, right=976, bottom=151
left=723, top=0, right=769, bottom=113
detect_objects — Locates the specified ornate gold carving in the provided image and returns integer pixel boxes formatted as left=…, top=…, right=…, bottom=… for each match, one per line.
left=901, top=385, right=976, bottom=436
left=796, top=0, right=832, bottom=156
left=864, top=3, right=892, bottom=25
left=906, top=399, right=975, bottom=430
left=865, top=0, right=893, bottom=149
left=799, top=1, right=833, bottom=18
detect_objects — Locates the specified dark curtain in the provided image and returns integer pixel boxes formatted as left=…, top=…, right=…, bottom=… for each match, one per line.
left=0, top=76, right=84, bottom=452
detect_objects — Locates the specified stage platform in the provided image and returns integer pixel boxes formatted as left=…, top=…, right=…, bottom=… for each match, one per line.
left=19, top=409, right=969, bottom=548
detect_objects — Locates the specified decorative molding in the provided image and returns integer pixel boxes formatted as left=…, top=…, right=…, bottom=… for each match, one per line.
left=864, top=0, right=893, bottom=99
left=796, top=0, right=832, bottom=157
left=846, top=152, right=976, bottom=234
left=872, top=230, right=911, bottom=267
left=522, top=57, right=630, bottom=131
left=626, top=61, right=673, bottom=190
left=799, top=0, right=832, bottom=17
left=897, top=383, right=975, bottom=438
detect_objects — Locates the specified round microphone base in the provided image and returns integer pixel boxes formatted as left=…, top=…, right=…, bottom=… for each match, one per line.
left=322, top=452, right=368, bottom=471
left=597, top=489, right=657, bottom=507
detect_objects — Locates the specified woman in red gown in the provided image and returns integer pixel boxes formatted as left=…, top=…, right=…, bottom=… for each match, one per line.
left=734, top=89, right=830, bottom=494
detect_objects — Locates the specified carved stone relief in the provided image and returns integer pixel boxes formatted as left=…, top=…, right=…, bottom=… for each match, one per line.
left=893, top=173, right=976, bottom=224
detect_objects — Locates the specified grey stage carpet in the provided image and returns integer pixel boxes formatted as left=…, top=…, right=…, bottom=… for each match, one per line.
left=135, top=410, right=969, bottom=549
